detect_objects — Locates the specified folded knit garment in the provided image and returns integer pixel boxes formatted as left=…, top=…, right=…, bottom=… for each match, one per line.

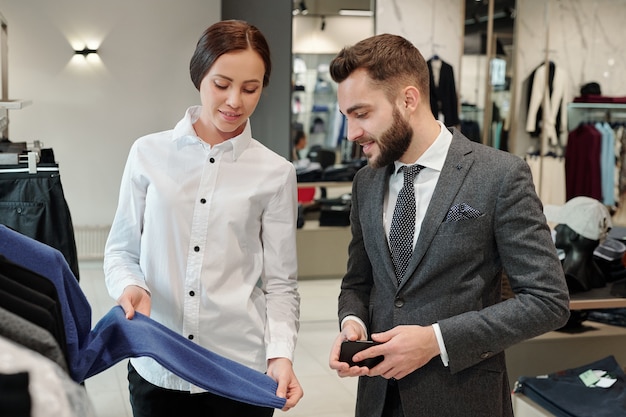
left=0, top=225, right=286, bottom=409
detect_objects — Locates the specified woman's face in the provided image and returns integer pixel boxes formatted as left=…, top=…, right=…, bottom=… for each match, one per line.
left=198, top=48, right=265, bottom=140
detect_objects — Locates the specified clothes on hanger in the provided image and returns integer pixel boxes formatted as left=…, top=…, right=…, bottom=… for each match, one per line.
left=427, top=57, right=459, bottom=127
left=0, top=225, right=287, bottom=410
left=0, top=335, right=96, bottom=417
left=0, top=152, right=79, bottom=280
left=565, top=121, right=620, bottom=206
left=565, top=123, right=603, bottom=202
left=0, top=306, right=68, bottom=372
left=526, top=61, right=568, bottom=147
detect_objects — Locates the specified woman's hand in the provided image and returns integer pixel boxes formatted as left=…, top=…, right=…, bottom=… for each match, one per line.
left=117, top=285, right=151, bottom=319
left=266, top=357, right=303, bottom=411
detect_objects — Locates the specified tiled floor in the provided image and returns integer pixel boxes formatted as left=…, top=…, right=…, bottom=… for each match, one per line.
left=79, top=261, right=358, bottom=417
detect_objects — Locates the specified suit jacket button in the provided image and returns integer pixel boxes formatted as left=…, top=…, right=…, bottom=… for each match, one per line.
left=394, top=298, right=405, bottom=308
left=480, top=352, right=492, bottom=359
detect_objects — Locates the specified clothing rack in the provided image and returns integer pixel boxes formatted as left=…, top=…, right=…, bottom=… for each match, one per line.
left=0, top=140, right=55, bottom=173
left=567, top=102, right=626, bottom=131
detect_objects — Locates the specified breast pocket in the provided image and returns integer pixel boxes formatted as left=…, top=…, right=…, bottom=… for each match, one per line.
left=432, top=215, right=491, bottom=264
left=437, top=214, right=489, bottom=237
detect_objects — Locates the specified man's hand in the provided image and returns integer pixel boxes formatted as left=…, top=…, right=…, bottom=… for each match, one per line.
left=266, top=357, right=303, bottom=411
left=328, top=319, right=370, bottom=377
left=363, top=325, right=440, bottom=380
left=117, top=285, right=151, bottom=319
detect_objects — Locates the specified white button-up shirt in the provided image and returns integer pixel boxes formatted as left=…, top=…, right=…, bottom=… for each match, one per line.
left=104, top=106, right=300, bottom=392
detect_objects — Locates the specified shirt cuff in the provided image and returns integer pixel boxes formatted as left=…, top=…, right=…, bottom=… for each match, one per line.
left=341, top=315, right=368, bottom=339
left=432, top=323, right=449, bottom=367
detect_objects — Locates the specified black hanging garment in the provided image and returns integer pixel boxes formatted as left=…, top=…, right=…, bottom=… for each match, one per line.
left=427, top=58, right=460, bottom=127
left=0, top=160, right=79, bottom=280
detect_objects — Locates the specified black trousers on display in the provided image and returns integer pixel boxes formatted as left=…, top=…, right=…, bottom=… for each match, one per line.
left=0, top=169, right=79, bottom=280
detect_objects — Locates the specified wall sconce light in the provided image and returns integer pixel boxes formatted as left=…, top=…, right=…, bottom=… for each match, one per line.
left=292, top=0, right=309, bottom=16
left=74, top=47, right=98, bottom=57
left=299, top=1, right=308, bottom=15
left=320, top=16, right=326, bottom=31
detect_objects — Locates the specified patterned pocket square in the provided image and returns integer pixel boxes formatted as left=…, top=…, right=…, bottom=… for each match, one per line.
left=445, top=203, right=483, bottom=222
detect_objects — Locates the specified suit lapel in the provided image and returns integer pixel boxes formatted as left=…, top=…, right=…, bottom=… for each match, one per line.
left=362, top=165, right=397, bottom=284
left=399, top=130, right=475, bottom=290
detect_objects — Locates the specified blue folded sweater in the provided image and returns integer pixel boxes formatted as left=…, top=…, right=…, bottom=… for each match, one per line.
left=0, top=225, right=286, bottom=409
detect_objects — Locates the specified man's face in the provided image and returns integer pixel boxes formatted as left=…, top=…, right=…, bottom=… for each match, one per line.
left=337, top=68, right=413, bottom=168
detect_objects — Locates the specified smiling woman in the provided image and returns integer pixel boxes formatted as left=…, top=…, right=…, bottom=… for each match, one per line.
left=103, top=19, right=303, bottom=416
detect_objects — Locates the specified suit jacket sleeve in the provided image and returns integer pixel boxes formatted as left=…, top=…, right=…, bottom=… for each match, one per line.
left=437, top=150, right=570, bottom=374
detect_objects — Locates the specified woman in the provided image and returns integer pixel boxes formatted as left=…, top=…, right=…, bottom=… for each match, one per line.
left=104, top=20, right=303, bottom=416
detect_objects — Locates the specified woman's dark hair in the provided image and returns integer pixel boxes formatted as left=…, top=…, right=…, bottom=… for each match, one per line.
left=189, top=20, right=272, bottom=90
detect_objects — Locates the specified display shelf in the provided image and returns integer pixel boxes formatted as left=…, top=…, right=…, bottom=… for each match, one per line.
left=511, top=393, right=554, bottom=417
left=296, top=221, right=350, bottom=279
left=506, top=321, right=626, bottom=389
left=569, top=286, right=626, bottom=310
left=0, top=99, right=32, bottom=109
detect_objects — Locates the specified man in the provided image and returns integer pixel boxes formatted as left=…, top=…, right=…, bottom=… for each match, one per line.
left=327, top=33, right=570, bottom=417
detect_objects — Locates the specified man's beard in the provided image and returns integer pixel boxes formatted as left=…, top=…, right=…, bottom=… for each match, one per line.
left=367, top=108, right=413, bottom=169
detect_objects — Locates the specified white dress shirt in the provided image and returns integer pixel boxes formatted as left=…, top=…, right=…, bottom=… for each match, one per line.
left=343, top=121, right=452, bottom=366
left=104, top=106, right=300, bottom=392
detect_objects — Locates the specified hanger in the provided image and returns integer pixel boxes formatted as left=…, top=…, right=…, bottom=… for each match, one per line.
left=430, top=42, right=443, bottom=62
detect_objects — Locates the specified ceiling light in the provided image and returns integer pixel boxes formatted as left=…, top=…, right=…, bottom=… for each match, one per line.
left=338, top=9, right=374, bottom=17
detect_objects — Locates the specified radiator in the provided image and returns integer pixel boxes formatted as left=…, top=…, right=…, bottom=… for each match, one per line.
left=74, top=225, right=110, bottom=260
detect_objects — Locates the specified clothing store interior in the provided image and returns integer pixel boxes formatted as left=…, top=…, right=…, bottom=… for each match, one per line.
left=1, top=0, right=626, bottom=416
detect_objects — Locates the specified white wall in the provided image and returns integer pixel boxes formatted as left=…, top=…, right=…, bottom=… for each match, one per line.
left=0, top=0, right=220, bottom=227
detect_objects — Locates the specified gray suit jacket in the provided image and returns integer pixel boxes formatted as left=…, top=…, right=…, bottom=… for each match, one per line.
left=339, top=129, right=570, bottom=417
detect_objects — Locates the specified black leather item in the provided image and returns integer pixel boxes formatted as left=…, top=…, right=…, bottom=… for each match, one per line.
left=339, top=341, right=383, bottom=368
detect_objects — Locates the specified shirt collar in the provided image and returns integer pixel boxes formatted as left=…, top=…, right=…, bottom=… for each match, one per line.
left=393, top=121, right=452, bottom=174
left=172, top=105, right=252, bottom=161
